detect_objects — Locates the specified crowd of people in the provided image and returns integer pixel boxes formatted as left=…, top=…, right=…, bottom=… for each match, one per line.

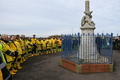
left=0, top=34, right=62, bottom=80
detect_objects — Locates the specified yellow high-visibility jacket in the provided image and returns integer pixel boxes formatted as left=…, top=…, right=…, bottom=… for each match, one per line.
left=14, top=40, right=22, bottom=55
left=36, top=39, right=41, bottom=51
left=26, top=40, right=33, bottom=52
left=31, top=38, right=37, bottom=44
left=46, top=39, right=51, bottom=49
left=51, top=38, right=56, bottom=48
left=9, top=40, right=18, bottom=60
left=41, top=40, right=46, bottom=50
left=57, top=39, right=62, bottom=46
left=2, top=41, right=14, bottom=62
left=0, top=42, right=6, bottom=63
left=31, top=38, right=37, bottom=50
left=19, top=39, right=26, bottom=54
left=39, top=40, right=43, bottom=50
left=9, top=40, right=17, bottom=52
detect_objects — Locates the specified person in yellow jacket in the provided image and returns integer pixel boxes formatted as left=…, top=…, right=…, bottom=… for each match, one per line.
left=46, top=38, right=51, bottom=54
left=35, top=38, right=42, bottom=55
left=56, top=38, right=62, bottom=52
left=41, top=38, right=47, bottom=54
left=9, top=35, right=18, bottom=75
left=0, top=39, right=12, bottom=80
left=20, top=35, right=27, bottom=62
left=16, top=35, right=25, bottom=63
left=38, top=38, right=43, bottom=55
left=9, top=35, right=22, bottom=71
left=0, top=51, right=12, bottom=80
left=51, top=37, right=57, bottom=53
left=14, top=35, right=24, bottom=64
left=31, top=35, right=37, bottom=56
left=26, top=37, right=33, bottom=57
left=1, top=34, right=18, bottom=75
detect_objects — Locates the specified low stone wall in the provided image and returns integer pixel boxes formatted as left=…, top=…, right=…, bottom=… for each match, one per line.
left=60, top=59, right=113, bottom=73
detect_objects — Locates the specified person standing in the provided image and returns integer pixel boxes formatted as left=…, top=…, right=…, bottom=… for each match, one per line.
left=31, top=35, right=37, bottom=56
left=26, top=37, right=33, bottom=57
left=20, top=35, right=27, bottom=62
left=51, top=37, right=57, bottom=53
left=118, top=36, right=120, bottom=50
left=95, top=35, right=102, bottom=54
left=1, top=34, right=17, bottom=75
left=57, top=38, right=62, bottom=52
left=0, top=41, right=12, bottom=80
left=16, top=35, right=24, bottom=63
left=0, top=53, right=12, bottom=80
left=9, top=35, right=22, bottom=70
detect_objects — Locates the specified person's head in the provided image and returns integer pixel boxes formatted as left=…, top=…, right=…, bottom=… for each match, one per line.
left=28, top=37, right=31, bottom=40
left=16, top=35, right=20, bottom=39
left=21, top=34, right=25, bottom=39
left=33, top=35, right=36, bottom=38
left=97, top=34, right=100, bottom=37
left=10, top=35, right=16, bottom=40
left=1, top=34, right=8, bottom=41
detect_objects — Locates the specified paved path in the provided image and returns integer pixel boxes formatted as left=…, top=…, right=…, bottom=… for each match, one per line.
left=13, top=50, right=120, bottom=80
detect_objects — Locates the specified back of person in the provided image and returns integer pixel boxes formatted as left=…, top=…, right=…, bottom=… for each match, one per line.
left=0, top=43, right=12, bottom=80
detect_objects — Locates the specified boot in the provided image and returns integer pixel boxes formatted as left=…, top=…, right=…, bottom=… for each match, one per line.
left=40, top=53, right=43, bottom=55
left=46, top=51, right=48, bottom=54
left=33, top=54, right=36, bottom=56
left=10, top=70, right=16, bottom=75
left=25, top=58, right=28, bottom=59
left=16, top=63, right=22, bottom=69
left=13, top=64, right=18, bottom=72
left=35, top=54, right=38, bottom=56
left=28, top=54, right=31, bottom=57
left=20, top=58, right=24, bottom=63
left=53, top=49, right=56, bottom=53
left=11, top=64, right=18, bottom=73
left=13, top=69, right=18, bottom=73
left=20, top=60, right=23, bottom=63
left=23, top=57, right=26, bottom=62
left=31, top=54, right=34, bottom=57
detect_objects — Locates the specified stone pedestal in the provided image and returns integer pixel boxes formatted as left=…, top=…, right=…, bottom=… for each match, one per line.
left=79, top=25, right=99, bottom=59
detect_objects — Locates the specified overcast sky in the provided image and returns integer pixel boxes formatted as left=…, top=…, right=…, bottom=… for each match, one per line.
left=0, top=0, right=120, bottom=37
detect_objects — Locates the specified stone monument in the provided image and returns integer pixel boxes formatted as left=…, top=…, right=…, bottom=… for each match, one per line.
left=79, top=0, right=108, bottom=63
left=60, top=0, right=113, bottom=73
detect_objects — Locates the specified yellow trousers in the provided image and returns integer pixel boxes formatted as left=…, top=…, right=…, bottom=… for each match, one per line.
left=6, top=62, right=12, bottom=70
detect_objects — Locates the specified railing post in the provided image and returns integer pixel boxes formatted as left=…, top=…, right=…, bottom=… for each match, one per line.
left=110, top=33, right=113, bottom=64
left=78, top=33, right=80, bottom=65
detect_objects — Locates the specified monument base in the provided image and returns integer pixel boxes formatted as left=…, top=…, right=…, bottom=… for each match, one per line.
left=60, top=58, right=113, bottom=73
left=82, top=56, right=109, bottom=64
left=79, top=53, right=99, bottom=59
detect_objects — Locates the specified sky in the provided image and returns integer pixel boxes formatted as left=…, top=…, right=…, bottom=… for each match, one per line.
left=0, top=0, right=120, bottom=37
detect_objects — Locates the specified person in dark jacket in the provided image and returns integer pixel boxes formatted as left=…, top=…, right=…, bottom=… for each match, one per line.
left=118, top=36, right=120, bottom=49
left=95, top=35, right=102, bottom=54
